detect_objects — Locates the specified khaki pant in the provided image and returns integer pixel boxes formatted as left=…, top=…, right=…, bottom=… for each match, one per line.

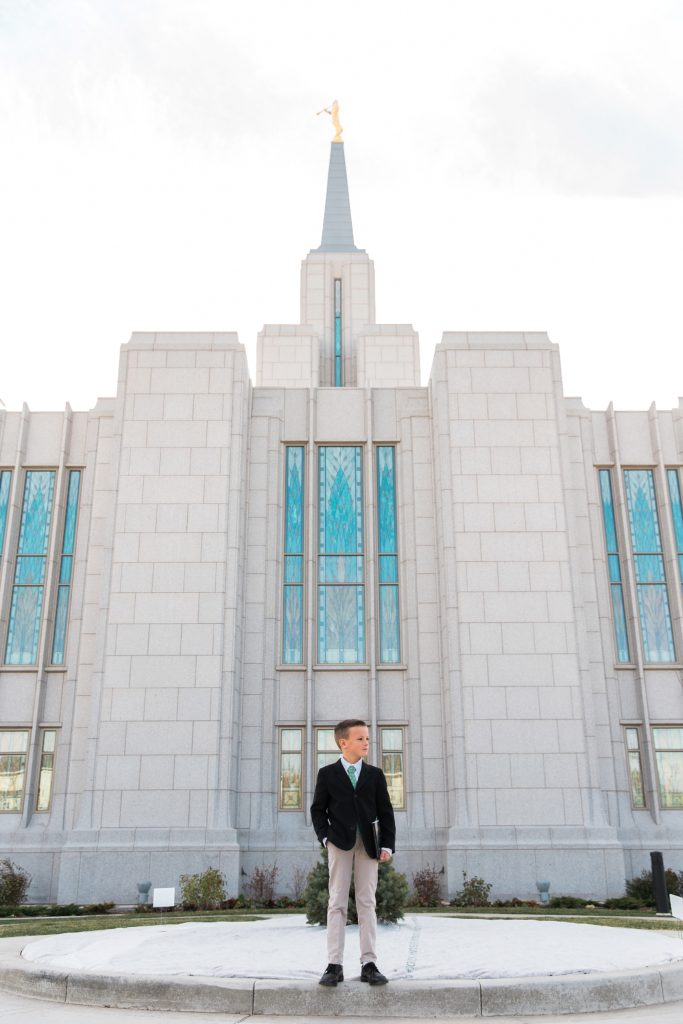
left=327, top=834, right=378, bottom=964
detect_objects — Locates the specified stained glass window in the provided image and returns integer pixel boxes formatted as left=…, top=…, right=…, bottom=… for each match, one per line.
left=316, top=728, right=339, bottom=772
left=667, top=469, right=683, bottom=588
left=381, top=727, right=405, bottom=809
left=36, top=729, right=56, bottom=812
left=0, top=730, right=29, bottom=812
left=598, top=470, right=630, bottom=663
left=624, top=469, right=675, bottom=663
left=51, top=470, right=81, bottom=665
left=334, top=279, right=342, bottom=387
left=283, top=448, right=304, bottom=664
left=377, top=447, right=400, bottom=663
left=318, top=447, right=365, bottom=663
left=279, top=728, right=303, bottom=809
left=625, top=727, right=645, bottom=809
left=0, top=470, right=11, bottom=562
left=653, top=728, right=683, bottom=808
left=5, top=471, right=56, bottom=665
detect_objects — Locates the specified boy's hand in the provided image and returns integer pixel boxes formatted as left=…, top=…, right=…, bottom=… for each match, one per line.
left=379, top=850, right=392, bottom=862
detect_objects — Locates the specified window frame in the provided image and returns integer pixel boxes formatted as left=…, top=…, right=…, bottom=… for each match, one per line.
left=316, top=445, right=366, bottom=665
left=652, top=726, right=683, bottom=810
left=623, top=725, right=646, bottom=810
left=281, top=446, right=306, bottom=666
left=0, top=728, right=30, bottom=814
left=380, top=725, right=406, bottom=810
left=35, top=728, right=57, bottom=813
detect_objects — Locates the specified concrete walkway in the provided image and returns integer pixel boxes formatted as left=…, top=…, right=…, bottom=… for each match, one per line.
left=1, top=988, right=683, bottom=1024
left=3, top=929, right=683, bottom=1019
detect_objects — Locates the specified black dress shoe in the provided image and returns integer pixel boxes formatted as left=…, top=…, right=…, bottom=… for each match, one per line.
left=319, top=963, right=344, bottom=986
left=360, top=961, right=388, bottom=985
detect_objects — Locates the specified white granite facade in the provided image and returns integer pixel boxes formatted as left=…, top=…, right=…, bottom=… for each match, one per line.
left=1, top=143, right=682, bottom=904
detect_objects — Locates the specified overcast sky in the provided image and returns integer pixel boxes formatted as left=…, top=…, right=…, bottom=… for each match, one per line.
left=1, top=0, right=682, bottom=412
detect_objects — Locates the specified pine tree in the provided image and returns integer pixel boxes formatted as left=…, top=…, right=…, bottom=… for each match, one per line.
left=304, top=848, right=409, bottom=925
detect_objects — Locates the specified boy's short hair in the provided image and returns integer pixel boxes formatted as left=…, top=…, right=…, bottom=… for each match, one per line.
left=334, top=719, right=367, bottom=747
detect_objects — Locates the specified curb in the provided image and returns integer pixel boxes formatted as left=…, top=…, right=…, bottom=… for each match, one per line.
left=1, top=939, right=683, bottom=1017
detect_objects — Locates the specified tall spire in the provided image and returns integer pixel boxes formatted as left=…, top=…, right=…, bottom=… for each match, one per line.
left=312, top=142, right=363, bottom=253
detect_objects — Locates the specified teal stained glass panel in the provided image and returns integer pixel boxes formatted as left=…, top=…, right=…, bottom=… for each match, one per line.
left=377, top=446, right=400, bottom=663
left=379, top=585, right=400, bottom=663
left=334, top=279, right=342, bottom=387
left=318, top=584, right=365, bottom=663
left=0, top=470, right=11, bottom=559
left=318, top=447, right=365, bottom=663
left=17, top=471, right=55, bottom=555
left=6, top=586, right=43, bottom=665
left=668, top=469, right=683, bottom=588
left=598, top=469, right=630, bottom=663
left=5, top=471, right=55, bottom=665
left=51, top=470, right=81, bottom=666
left=319, top=447, right=363, bottom=554
left=624, top=469, right=675, bottom=663
left=282, top=447, right=304, bottom=664
left=377, top=448, right=398, bottom=553
left=284, top=449, right=303, bottom=554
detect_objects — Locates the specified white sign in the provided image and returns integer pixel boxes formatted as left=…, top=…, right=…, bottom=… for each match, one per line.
left=670, top=893, right=683, bottom=920
left=152, top=887, right=175, bottom=909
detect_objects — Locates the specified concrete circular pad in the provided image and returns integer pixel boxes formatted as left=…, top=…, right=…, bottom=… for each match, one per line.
left=2, top=915, right=683, bottom=1017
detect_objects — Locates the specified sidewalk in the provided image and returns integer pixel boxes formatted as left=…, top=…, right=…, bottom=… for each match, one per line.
left=1, top=987, right=683, bottom=1024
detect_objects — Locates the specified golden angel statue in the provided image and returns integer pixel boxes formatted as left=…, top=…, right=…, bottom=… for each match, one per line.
left=317, top=100, right=343, bottom=142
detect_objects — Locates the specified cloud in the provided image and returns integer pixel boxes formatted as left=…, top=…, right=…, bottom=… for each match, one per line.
left=467, top=60, right=683, bottom=195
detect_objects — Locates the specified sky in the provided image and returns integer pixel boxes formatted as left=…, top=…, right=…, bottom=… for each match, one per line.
left=1, top=0, right=682, bottom=412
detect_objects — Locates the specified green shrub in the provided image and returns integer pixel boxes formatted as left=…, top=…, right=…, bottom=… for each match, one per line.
left=179, top=867, right=227, bottom=910
left=0, top=860, right=31, bottom=906
left=411, top=864, right=443, bottom=907
left=548, top=895, right=589, bottom=909
left=451, top=871, right=492, bottom=907
left=603, top=896, right=647, bottom=910
left=304, top=849, right=408, bottom=925
left=626, top=869, right=683, bottom=907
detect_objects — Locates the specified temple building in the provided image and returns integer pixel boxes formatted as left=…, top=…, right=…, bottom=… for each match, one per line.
left=1, top=138, right=683, bottom=904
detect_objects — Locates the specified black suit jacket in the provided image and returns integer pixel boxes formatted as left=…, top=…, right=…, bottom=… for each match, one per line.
left=311, top=759, right=396, bottom=859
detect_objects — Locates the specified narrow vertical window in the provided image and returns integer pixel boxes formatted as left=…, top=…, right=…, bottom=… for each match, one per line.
left=318, top=446, right=365, bottom=663
left=51, top=470, right=81, bottom=665
left=5, top=471, right=56, bottom=665
left=667, top=469, right=683, bottom=587
left=652, top=727, right=683, bottom=808
left=316, top=728, right=339, bottom=772
left=334, top=278, right=342, bottom=387
left=0, top=470, right=11, bottom=562
left=598, top=469, right=630, bottom=663
left=279, top=728, right=303, bottom=809
left=283, top=447, right=304, bottom=664
left=0, top=730, right=29, bottom=812
left=377, top=447, right=400, bottom=663
left=624, top=469, right=675, bottom=663
left=381, top=727, right=405, bottom=809
left=36, top=729, right=57, bottom=812
left=625, top=727, right=645, bottom=809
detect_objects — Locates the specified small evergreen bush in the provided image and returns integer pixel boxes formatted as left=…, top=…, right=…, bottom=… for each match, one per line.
left=304, top=849, right=408, bottom=925
left=548, top=895, right=589, bottom=909
left=626, top=868, right=683, bottom=907
left=603, top=896, right=646, bottom=910
left=451, top=871, right=492, bottom=907
left=411, top=864, right=443, bottom=907
left=179, top=866, right=226, bottom=909
left=0, top=859, right=31, bottom=906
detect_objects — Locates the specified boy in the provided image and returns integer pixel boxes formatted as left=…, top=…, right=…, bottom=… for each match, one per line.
left=310, top=718, right=396, bottom=986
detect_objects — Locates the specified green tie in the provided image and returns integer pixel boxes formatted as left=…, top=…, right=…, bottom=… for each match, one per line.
left=348, top=765, right=357, bottom=788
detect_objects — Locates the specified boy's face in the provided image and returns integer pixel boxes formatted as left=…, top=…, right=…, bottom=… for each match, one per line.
left=338, top=726, right=369, bottom=764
